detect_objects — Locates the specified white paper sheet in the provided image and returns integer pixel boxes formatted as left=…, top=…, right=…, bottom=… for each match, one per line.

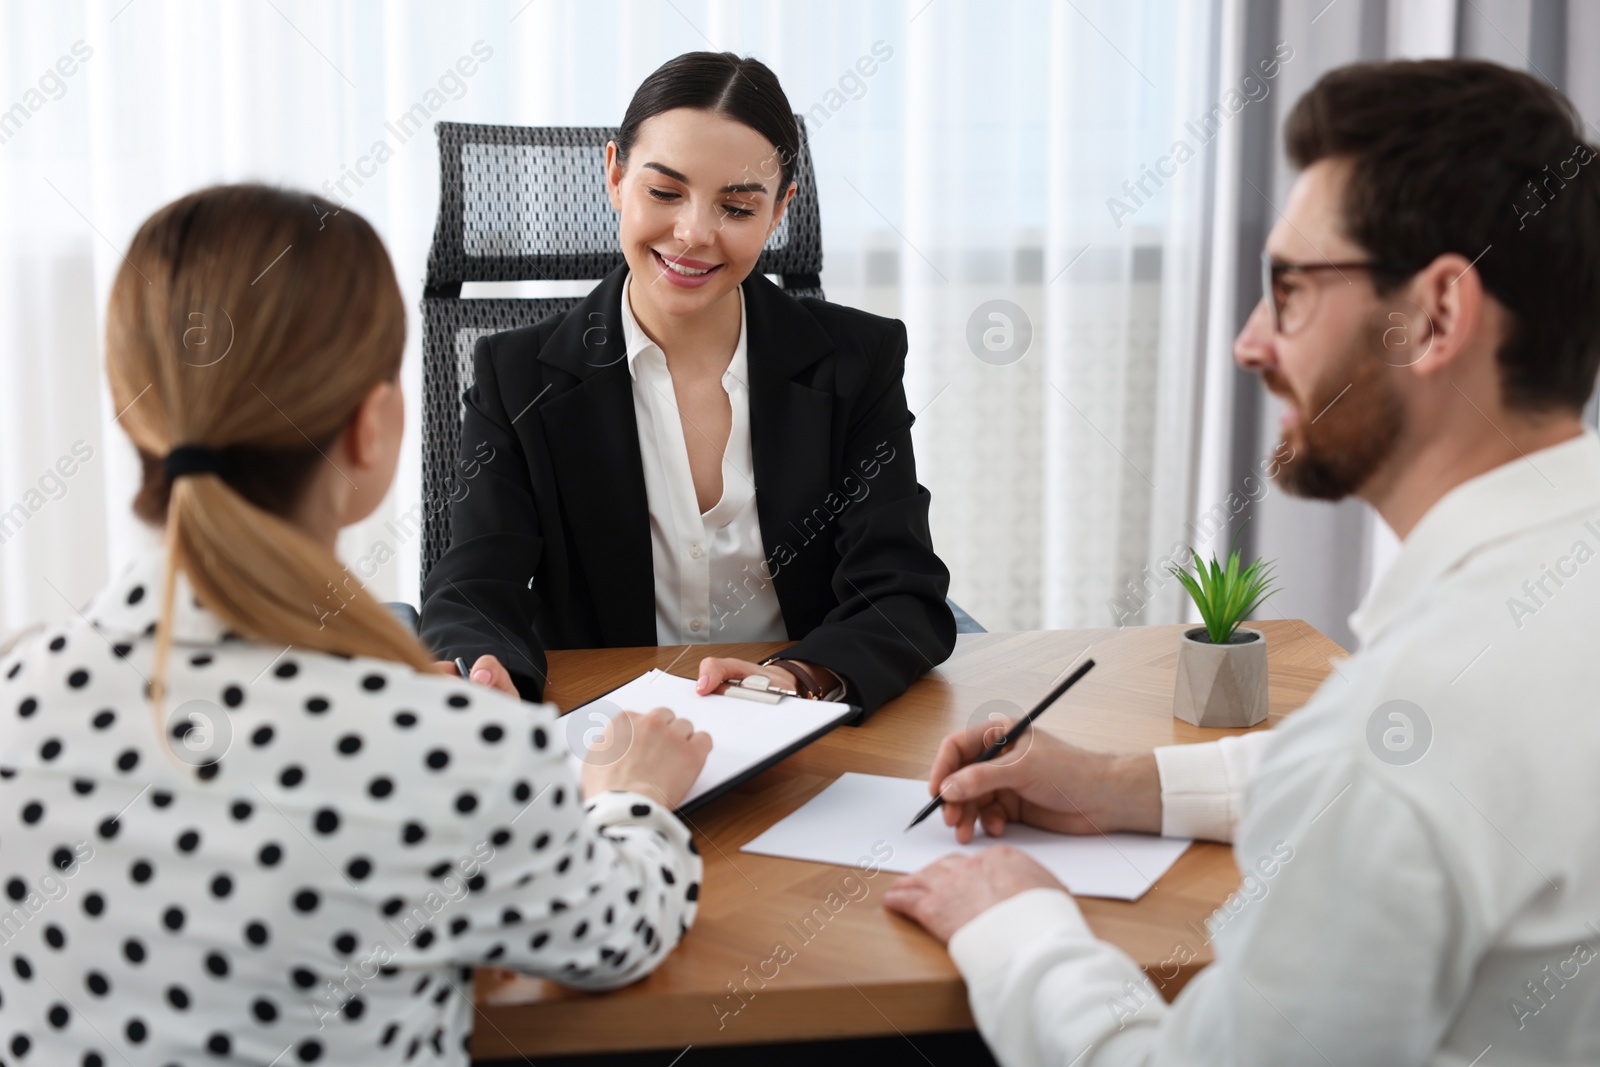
left=564, top=669, right=854, bottom=809
left=741, top=772, right=1192, bottom=901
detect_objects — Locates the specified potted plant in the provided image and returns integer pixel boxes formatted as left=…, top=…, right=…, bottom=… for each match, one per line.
left=1168, top=538, right=1277, bottom=728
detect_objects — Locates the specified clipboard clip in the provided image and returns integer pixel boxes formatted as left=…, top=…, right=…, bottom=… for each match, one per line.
left=719, top=674, right=797, bottom=704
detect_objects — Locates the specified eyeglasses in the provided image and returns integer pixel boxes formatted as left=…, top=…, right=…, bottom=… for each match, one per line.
left=1261, top=251, right=1419, bottom=335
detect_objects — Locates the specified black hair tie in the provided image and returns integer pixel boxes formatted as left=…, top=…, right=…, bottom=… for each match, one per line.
left=164, top=445, right=229, bottom=481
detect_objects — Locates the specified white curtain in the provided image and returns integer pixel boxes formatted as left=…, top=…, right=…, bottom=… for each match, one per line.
left=3, top=0, right=1234, bottom=642
left=29, top=1, right=1578, bottom=648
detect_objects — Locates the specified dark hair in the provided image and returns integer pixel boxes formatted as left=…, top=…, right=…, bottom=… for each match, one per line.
left=616, top=51, right=801, bottom=195
left=1285, top=59, right=1600, bottom=413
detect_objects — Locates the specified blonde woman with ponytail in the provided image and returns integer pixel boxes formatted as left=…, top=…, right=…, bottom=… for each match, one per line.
left=0, top=184, right=710, bottom=1066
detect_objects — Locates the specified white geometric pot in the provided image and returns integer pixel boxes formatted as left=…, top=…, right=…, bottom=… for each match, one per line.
left=1173, top=626, right=1268, bottom=728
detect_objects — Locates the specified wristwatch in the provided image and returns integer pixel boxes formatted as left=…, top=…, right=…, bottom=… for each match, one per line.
left=760, top=657, right=847, bottom=701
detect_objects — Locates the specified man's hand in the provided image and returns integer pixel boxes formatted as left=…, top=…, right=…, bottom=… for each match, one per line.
left=431, top=654, right=519, bottom=699
left=883, top=846, right=1066, bottom=944
left=930, top=721, right=1162, bottom=843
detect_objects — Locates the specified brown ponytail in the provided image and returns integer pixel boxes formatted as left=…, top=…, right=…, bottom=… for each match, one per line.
left=104, top=185, right=436, bottom=721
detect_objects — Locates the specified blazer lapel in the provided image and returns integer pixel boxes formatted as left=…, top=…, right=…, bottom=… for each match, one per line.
left=535, top=270, right=839, bottom=647
left=536, top=267, right=657, bottom=646
left=743, top=274, right=837, bottom=630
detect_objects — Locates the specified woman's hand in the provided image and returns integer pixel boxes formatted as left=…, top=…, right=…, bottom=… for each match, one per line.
left=929, top=720, right=1162, bottom=843
left=579, top=706, right=713, bottom=809
left=695, top=656, right=799, bottom=695
left=431, top=654, right=519, bottom=699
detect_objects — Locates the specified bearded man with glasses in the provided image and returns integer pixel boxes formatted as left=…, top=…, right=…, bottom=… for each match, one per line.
left=885, top=59, right=1600, bottom=1066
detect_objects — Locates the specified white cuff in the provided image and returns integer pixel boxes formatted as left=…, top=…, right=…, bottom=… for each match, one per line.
left=947, top=887, right=1090, bottom=985
left=1153, top=732, right=1271, bottom=842
left=1154, top=742, right=1232, bottom=841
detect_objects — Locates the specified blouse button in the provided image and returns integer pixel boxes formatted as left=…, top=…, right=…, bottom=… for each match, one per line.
left=688, top=618, right=703, bottom=633
left=689, top=544, right=703, bottom=559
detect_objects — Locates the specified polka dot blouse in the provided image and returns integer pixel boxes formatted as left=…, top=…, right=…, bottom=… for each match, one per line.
left=0, top=551, right=702, bottom=1065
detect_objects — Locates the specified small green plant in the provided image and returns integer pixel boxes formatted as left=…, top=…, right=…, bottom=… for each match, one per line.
left=1169, top=533, right=1277, bottom=644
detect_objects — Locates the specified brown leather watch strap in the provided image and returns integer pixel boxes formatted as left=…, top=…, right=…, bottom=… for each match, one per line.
left=763, top=658, right=841, bottom=700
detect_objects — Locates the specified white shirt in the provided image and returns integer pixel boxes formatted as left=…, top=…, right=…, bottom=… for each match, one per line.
left=620, top=273, right=788, bottom=645
left=948, top=431, right=1600, bottom=1066
left=0, top=550, right=702, bottom=1065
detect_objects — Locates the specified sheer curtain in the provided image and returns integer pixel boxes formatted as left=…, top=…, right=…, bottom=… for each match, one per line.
left=821, top=0, right=1221, bottom=632
left=1, top=0, right=1234, bottom=642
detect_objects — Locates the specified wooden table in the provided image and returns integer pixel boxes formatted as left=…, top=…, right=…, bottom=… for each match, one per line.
left=469, top=621, right=1347, bottom=1059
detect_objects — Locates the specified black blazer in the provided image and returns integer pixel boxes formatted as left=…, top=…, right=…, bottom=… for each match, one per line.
left=419, top=266, right=956, bottom=717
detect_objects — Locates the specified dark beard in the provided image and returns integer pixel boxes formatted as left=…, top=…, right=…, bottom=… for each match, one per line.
left=1269, top=325, right=1404, bottom=501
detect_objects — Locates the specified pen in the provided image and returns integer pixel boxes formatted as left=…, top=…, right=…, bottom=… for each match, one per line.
left=717, top=674, right=801, bottom=703
left=455, top=657, right=471, bottom=680
left=905, top=657, right=1096, bottom=832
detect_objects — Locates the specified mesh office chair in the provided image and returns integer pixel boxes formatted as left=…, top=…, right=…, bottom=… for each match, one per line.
left=415, top=119, right=982, bottom=633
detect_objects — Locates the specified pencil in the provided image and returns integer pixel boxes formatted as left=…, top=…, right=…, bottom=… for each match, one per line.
left=905, top=658, right=1096, bottom=831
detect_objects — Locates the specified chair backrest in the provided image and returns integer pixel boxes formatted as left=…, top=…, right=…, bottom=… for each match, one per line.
left=418, top=120, right=825, bottom=584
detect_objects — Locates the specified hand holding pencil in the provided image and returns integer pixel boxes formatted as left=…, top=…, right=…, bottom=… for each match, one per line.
left=922, top=663, right=1165, bottom=843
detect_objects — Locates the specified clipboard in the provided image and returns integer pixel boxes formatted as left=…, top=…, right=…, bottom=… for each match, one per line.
left=562, top=669, right=860, bottom=815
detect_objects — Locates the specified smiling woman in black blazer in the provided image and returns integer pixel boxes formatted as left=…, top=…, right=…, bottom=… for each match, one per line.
left=421, top=52, right=955, bottom=717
